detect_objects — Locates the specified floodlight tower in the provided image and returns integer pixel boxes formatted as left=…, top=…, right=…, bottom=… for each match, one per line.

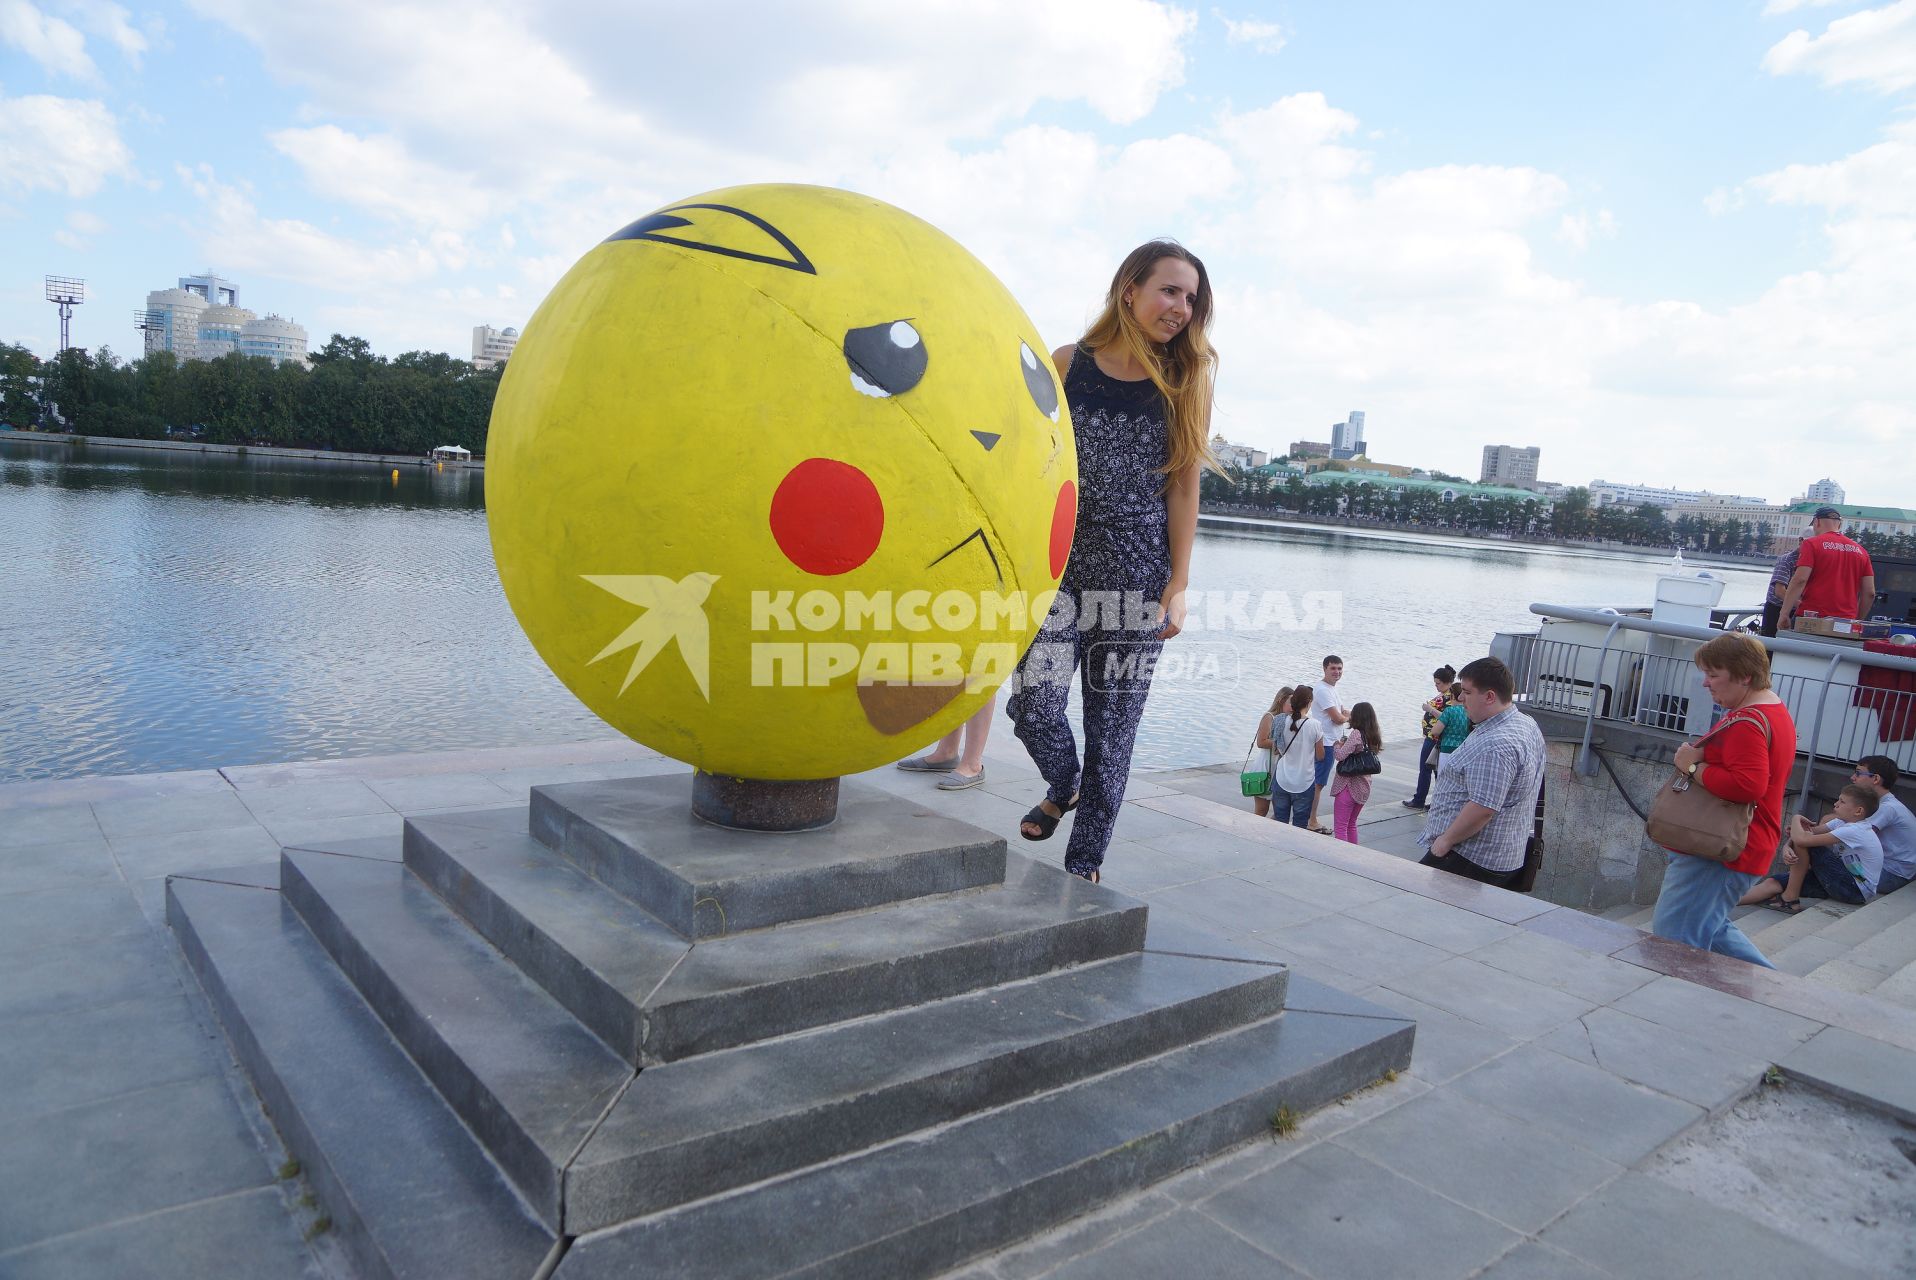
left=134, top=309, right=166, bottom=356
left=46, top=275, right=86, bottom=352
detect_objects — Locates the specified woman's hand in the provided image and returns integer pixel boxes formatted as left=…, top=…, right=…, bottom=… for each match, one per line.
left=1673, top=741, right=1703, bottom=772
left=1158, top=580, right=1188, bottom=640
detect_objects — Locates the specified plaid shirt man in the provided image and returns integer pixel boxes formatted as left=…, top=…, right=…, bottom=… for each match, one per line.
left=1419, top=706, right=1545, bottom=872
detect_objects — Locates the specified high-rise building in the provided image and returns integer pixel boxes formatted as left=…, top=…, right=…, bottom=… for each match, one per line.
left=140, top=273, right=307, bottom=366
left=1330, top=411, right=1366, bottom=459
left=142, top=288, right=207, bottom=361
left=1802, top=478, right=1846, bottom=504
left=473, top=324, right=520, bottom=370
left=178, top=272, right=240, bottom=307
left=1481, top=444, right=1541, bottom=486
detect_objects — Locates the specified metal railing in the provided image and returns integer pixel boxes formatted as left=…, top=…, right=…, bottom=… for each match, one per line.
left=1503, top=605, right=1916, bottom=809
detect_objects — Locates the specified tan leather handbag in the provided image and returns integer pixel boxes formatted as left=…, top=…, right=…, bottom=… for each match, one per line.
left=1644, top=711, right=1774, bottom=862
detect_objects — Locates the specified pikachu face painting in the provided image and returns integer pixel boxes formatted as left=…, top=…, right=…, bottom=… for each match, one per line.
left=487, top=185, right=1077, bottom=780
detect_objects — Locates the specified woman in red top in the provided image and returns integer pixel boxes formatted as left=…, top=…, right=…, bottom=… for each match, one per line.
left=1649, top=632, right=1796, bottom=969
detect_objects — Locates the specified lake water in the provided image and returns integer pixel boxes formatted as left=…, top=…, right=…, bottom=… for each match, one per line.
left=0, top=438, right=1773, bottom=783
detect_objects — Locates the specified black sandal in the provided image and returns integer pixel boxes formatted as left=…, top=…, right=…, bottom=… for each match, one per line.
left=1020, top=795, right=1079, bottom=841
left=1763, top=896, right=1806, bottom=914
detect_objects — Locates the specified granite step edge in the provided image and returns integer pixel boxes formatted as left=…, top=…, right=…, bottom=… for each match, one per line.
left=554, top=1001, right=1414, bottom=1280
left=280, top=848, right=633, bottom=1230
left=165, top=876, right=559, bottom=1280
left=564, top=951, right=1292, bottom=1230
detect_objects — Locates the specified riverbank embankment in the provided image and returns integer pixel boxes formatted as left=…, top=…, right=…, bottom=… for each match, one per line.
left=0, top=429, right=482, bottom=472
left=1199, top=507, right=1773, bottom=571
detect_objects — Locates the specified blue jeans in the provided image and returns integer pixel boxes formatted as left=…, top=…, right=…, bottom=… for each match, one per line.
left=1270, top=785, right=1313, bottom=828
left=1410, top=736, right=1438, bottom=805
left=1651, top=852, right=1775, bottom=968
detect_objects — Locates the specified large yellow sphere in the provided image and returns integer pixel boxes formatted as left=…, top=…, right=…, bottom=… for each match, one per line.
left=487, top=185, right=1077, bottom=779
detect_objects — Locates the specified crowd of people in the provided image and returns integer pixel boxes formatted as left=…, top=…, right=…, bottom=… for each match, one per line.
left=882, top=238, right=1913, bottom=979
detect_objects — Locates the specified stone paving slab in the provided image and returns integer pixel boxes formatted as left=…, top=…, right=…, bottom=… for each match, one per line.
left=0, top=834, right=120, bottom=895
left=1537, top=1005, right=1770, bottom=1112
left=1199, top=1142, right=1520, bottom=1280
left=1539, top=1170, right=1877, bottom=1280
left=1448, top=1044, right=1705, bottom=1166
left=0, top=1185, right=314, bottom=1280
left=1781, top=1025, right=1916, bottom=1124
left=0, top=1076, right=270, bottom=1254
left=0, top=990, right=227, bottom=1122
left=1039, top=1206, right=1308, bottom=1279
left=1332, top=1087, right=1624, bottom=1233
left=1384, top=955, right=1600, bottom=1040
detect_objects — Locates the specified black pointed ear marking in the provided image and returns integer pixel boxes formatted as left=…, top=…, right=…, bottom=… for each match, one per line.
left=1020, top=341, right=1059, bottom=421
left=605, top=203, right=816, bottom=274
left=845, top=320, right=928, bottom=398
left=970, top=430, right=1001, bottom=451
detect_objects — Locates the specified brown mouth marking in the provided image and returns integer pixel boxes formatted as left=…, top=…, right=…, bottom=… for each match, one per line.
left=856, top=681, right=964, bottom=735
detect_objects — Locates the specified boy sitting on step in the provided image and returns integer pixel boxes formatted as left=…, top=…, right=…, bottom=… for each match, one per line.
left=1739, top=784, right=1882, bottom=914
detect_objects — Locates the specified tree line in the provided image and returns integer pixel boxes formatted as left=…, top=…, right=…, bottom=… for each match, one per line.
left=1203, top=469, right=1782, bottom=554
left=0, top=336, right=502, bottom=456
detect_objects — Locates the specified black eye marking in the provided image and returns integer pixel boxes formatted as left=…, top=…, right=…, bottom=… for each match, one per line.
left=845, top=320, right=927, bottom=398
left=604, top=203, right=816, bottom=274
left=970, top=430, right=1001, bottom=451
left=1020, top=341, right=1059, bottom=421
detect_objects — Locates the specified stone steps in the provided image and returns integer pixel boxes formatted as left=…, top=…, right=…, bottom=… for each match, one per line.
left=563, top=950, right=1291, bottom=1231
left=407, top=813, right=1147, bottom=1065
left=168, top=772, right=1412, bottom=1277
left=528, top=776, right=1006, bottom=938
left=168, top=876, right=559, bottom=1280
left=553, top=981, right=1414, bottom=1280
left=281, top=848, right=633, bottom=1229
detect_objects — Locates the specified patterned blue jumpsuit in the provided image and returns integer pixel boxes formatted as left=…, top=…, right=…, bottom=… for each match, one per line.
left=1008, top=345, right=1173, bottom=879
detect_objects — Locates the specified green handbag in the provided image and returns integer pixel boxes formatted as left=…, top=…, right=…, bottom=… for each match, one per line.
left=1239, top=734, right=1272, bottom=797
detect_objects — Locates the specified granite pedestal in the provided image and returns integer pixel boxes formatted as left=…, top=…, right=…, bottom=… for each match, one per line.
left=167, top=772, right=1413, bottom=1280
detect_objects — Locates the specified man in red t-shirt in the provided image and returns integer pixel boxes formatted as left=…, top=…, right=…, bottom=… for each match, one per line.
left=1781, top=507, right=1876, bottom=627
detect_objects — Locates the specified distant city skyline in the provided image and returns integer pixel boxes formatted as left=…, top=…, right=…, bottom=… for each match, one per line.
left=5, top=2, right=1915, bottom=503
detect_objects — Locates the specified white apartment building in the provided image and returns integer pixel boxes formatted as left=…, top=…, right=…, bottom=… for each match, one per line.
left=141, top=274, right=308, bottom=366
left=1211, top=436, right=1269, bottom=469
left=473, top=325, right=520, bottom=370
left=1481, top=444, right=1540, bottom=486
left=1801, top=478, right=1846, bottom=504
left=1588, top=480, right=1768, bottom=510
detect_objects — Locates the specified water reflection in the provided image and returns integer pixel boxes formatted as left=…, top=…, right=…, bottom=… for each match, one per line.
left=0, top=438, right=1775, bottom=783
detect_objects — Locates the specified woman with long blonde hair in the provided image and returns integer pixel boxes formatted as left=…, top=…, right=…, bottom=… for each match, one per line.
left=1008, top=240, right=1219, bottom=881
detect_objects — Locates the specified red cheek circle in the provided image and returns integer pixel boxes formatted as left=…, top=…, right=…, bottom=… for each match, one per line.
left=769, top=458, right=884, bottom=576
left=1049, top=481, right=1077, bottom=579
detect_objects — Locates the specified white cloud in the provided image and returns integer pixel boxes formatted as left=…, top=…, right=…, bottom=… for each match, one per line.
left=0, top=93, right=131, bottom=194
left=176, top=163, right=449, bottom=292
left=269, top=126, right=496, bottom=231
left=1215, top=10, right=1285, bottom=54
left=1764, top=0, right=1916, bottom=93
left=1557, top=208, right=1618, bottom=250
left=51, top=204, right=103, bottom=248
left=1, top=0, right=98, bottom=81
left=57, top=0, right=146, bottom=65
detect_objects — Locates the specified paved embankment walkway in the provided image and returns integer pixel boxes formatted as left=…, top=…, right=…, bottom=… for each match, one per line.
left=2, top=735, right=1913, bottom=1277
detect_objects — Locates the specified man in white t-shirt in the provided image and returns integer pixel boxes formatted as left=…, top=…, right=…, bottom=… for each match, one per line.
left=1855, top=756, right=1916, bottom=895
left=1309, top=654, right=1351, bottom=832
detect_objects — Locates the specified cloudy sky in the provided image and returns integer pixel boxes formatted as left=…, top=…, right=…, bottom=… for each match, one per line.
left=4, top=0, right=1914, bottom=503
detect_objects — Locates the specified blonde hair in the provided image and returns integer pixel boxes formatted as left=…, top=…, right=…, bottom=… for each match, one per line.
left=1693, top=632, right=1772, bottom=692
left=1268, top=684, right=1294, bottom=716
left=1080, top=240, right=1221, bottom=482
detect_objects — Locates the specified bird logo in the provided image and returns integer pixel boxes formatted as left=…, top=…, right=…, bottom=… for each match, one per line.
left=581, top=572, right=719, bottom=701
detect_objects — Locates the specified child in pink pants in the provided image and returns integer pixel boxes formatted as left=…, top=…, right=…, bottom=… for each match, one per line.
left=1329, top=702, right=1383, bottom=845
